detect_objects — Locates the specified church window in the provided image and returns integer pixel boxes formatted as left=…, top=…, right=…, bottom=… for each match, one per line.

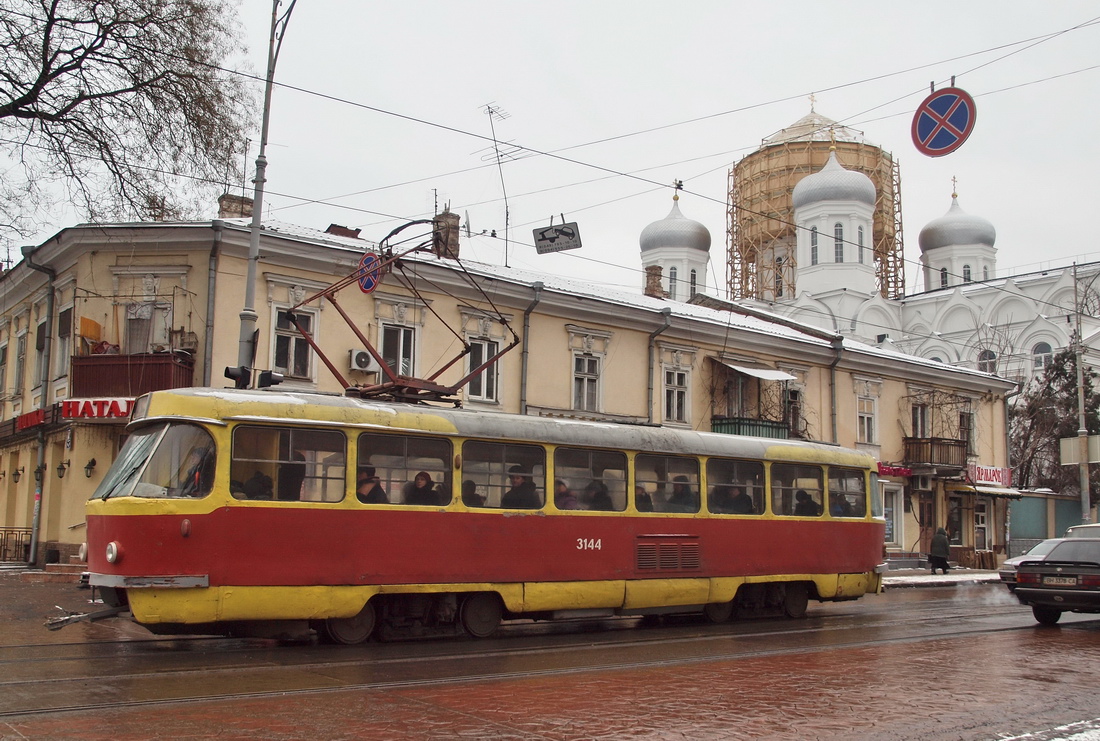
left=858, top=226, right=865, bottom=264
left=939, top=268, right=948, bottom=288
left=1032, top=342, right=1053, bottom=372
left=810, top=227, right=818, bottom=265
left=963, top=264, right=972, bottom=282
left=834, top=223, right=844, bottom=262
left=775, top=257, right=784, bottom=298
left=983, top=266, right=989, bottom=280
left=977, top=349, right=997, bottom=374
left=689, top=269, right=698, bottom=297
left=668, top=267, right=678, bottom=301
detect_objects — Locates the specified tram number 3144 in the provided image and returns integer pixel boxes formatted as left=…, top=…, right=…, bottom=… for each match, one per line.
left=577, top=538, right=602, bottom=551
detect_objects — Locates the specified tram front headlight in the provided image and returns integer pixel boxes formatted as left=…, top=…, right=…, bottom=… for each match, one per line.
left=78, top=542, right=87, bottom=562
left=105, top=541, right=122, bottom=564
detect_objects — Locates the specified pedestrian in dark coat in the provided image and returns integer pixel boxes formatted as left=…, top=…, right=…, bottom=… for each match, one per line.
left=929, top=527, right=951, bottom=574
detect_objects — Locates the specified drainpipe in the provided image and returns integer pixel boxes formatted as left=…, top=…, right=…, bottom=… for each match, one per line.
left=21, top=244, right=56, bottom=567
left=204, top=221, right=225, bottom=386
left=647, top=307, right=673, bottom=424
left=519, top=282, right=543, bottom=415
left=829, top=336, right=843, bottom=444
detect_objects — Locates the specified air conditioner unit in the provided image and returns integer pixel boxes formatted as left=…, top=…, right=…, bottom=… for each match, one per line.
left=349, top=349, right=379, bottom=373
left=914, top=475, right=933, bottom=491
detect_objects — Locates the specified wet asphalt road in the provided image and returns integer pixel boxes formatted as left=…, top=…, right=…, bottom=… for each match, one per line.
left=1, top=572, right=1099, bottom=740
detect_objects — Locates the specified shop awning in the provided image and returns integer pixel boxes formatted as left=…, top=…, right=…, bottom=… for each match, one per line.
left=946, top=484, right=1023, bottom=500
left=713, top=359, right=796, bottom=382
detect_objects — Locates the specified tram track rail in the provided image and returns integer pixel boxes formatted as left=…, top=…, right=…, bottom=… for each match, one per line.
left=1, top=593, right=1087, bottom=720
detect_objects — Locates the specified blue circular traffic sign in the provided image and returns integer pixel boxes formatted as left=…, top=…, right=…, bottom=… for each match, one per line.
left=357, top=252, right=382, bottom=293
left=911, top=87, right=976, bottom=157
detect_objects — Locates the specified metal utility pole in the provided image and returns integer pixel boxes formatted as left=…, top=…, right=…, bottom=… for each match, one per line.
left=237, top=0, right=296, bottom=376
left=1074, top=263, right=1091, bottom=523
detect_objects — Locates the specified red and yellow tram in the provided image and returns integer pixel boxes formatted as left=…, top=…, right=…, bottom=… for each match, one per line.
left=85, top=387, right=887, bottom=642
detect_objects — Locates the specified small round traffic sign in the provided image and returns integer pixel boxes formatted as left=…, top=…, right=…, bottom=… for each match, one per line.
left=357, top=252, right=382, bottom=293
left=911, top=86, right=976, bottom=157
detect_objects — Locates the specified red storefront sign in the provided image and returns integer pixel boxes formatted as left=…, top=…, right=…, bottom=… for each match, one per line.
left=61, top=398, right=134, bottom=421
left=968, top=463, right=1011, bottom=487
left=877, top=464, right=912, bottom=478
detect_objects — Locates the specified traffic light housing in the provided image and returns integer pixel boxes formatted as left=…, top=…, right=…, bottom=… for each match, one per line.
left=257, top=370, right=284, bottom=388
left=224, top=365, right=251, bottom=389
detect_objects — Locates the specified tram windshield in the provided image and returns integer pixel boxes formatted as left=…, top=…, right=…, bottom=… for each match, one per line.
left=90, top=423, right=216, bottom=500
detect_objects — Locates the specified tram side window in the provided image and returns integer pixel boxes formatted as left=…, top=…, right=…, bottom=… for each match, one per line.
left=706, top=458, right=764, bottom=515
left=635, top=454, right=700, bottom=513
left=462, top=440, right=545, bottom=509
left=110, top=423, right=216, bottom=499
left=772, top=463, right=824, bottom=517
left=357, top=433, right=452, bottom=506
left=554, top=447, right=626, bottom=511
left=828, top=467, right=867, bottom=518
left=231, top=426, right=346, bottom=502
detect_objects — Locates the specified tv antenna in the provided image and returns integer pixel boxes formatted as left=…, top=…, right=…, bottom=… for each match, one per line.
left=484, top=103, right=512, bottom=267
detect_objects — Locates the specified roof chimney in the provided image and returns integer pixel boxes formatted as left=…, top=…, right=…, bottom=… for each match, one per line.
left=218, top=193, right=253, bottom=218
left=325, top=224, right=362, bottom=239
left=432, top=210, right=461, bottom=260
left=644, top=265, right=666, bottom=298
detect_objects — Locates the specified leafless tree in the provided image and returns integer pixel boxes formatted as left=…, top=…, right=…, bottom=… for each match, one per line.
left=0, top=0, right=254, bottom=237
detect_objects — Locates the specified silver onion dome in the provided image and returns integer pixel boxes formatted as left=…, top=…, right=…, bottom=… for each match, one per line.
left=640, top=197, right=711, bottom=253
left=918, top=195, right=996, bottom=253
left=791, top=151, right=876, bottom=210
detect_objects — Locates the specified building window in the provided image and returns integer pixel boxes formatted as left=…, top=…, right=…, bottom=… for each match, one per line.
left=1032, top=342, right=1053, bottom=373
left=911, top=403, right=928, bottom=437
left=467, top=338, right=499, bottom=402
left=983, top=266, right=989, bottom=280
left=56, top=307, right=72, bottom=379
left=857, top=396, right=876, bottom=444
left=274, top=308, right=315, bottom=380
left=857, top=226, right=865, bottom=264
left=0, top=344, right=7, bottom=396
left=775, top=257, right=784, bottom=298
left=939, top=267, right=948, bottom=288
left=810, top=227, right=818, bottom=265
left=977, top=349, right=996, bottom=374
left=13, top=332, right=26, bottom=394
left=382, top=323, right=415, bottom=377
left=668, top=267, right=678, bottom=301
left=882, top=485, right=903, bottom=546
left=664, top=368, right=688, bottom=423
left=573, top=353, right=600, bottom=412
left=689, top=269, right=698, bottom=298
left=125, top=302, right=171, bottom=354
left=34, top=319, right=46, bottom=388
left=959, top=411, right=974, bottom=453
left=963, top=264, right=972, bottom=282
left=834, top=223, right=844, bottom=262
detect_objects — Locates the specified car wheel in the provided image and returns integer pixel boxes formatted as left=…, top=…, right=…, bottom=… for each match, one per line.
left=1032, top=605, right=1062, bottom=626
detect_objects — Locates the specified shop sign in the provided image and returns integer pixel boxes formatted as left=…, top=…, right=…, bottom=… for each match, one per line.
left=878, top=463, right=912, bottom=477
left=968, top=463, right=1011, bottom=487
left=15, top=409, right=45, bottom=430
left=62, top=398, right=134, bottom=421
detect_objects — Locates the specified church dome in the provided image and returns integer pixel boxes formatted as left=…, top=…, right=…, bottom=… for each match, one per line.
left=918, top=195, right=996, bottom=253
left=791, top=151, right=876, bottom=210
left=639, top=197, right=711, bottom=253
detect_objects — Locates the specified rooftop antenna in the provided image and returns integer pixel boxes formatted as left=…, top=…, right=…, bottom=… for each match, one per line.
left=484, top=103, right=512, bottom=267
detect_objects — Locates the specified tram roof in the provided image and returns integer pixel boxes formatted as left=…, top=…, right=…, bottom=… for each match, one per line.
left=141, top=387, right=876, bottom=466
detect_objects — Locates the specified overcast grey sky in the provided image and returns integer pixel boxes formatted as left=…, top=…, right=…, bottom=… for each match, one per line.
left=228, top=2, right=1100, bottom=296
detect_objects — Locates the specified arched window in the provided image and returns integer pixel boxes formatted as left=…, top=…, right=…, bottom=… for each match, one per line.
left=810, top=227, right=818, bottom=265
left=857, top=226, right=865, bottom=264
left=689, top=269, right=698, bottom=297
left=1032, top=342, right=1053, bottom=372
left=834, top=223, right=844, bottom=262
left=977, top=349, right=997, bottom=374
left=963, top=264, right=972, bottom=282
left=983, top=266, right=989, bottom=280
left=668, top=267, right=677, bottom=301
left=930, top=356, right=943, bottom=364
left=775, top=257, right=784, bottom=298
left=939, top=267, right=948, bottom=288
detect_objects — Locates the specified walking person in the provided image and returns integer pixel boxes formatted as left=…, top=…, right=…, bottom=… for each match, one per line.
left=929, top=527, right=951, bottom=575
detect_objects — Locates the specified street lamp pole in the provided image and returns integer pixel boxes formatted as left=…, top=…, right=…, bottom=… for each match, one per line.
left=237, top=0, right=297, bottom=375
left=1074, top=263, right=1091, bottom=523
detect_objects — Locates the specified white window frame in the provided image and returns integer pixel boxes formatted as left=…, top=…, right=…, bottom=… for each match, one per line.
left=668, top=267, right=678, bottom=301
left=810, top=227, right=818, bottom=265
left=13, top=330, right=26, bottom=395
left=834, top=222, right=844, bottom=263
left=125, top=301, right=172, bottom=354
left=663, top=367, right=689, bottom=424
left=857, top=226, right=865, bottom=264
left=573, top=352, right=601, bottom=412
left=857, top=396, right=876, bottom=444
left=882, top=483, right=903, bottom=547
left=467, top=337, right=499, bottom=403
left=382, top=323, right=415, bottom=378
left=1032, top=342, right=1053, bottom=373
left=273, top=307, right=317, bottom=382
left=912, top=403, right=929, bottom=437
left=55, top=305, right=72, bottom=379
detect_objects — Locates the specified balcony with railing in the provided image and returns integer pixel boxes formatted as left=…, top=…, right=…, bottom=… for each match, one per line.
left=70, top=352, right=195, bottom=398
left=902, top=437, right=968, bottom=469
left=711, top=416, right=790, bottom=439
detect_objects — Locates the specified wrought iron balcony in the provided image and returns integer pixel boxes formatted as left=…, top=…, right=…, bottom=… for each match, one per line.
left=902, top=437, right=968, bottom=469
left=70, top=352, right=194, bottom=398
left=711, top=416, right=789, bottom=440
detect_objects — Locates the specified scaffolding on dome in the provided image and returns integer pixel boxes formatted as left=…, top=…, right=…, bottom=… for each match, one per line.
left=726, top=113, right=905, bottom=302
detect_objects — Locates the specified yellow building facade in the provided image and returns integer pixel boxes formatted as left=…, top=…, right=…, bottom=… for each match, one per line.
left=0, top=212, right=1014, bottom=567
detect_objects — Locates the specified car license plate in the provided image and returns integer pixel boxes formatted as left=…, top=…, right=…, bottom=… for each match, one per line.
left=1043, top=576, right=1077, bottom=586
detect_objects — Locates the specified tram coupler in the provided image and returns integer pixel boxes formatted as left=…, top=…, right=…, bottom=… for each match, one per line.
left=45, top=605, right=128, bottom=631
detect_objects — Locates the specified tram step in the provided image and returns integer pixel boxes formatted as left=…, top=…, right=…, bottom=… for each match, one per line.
left=21, top=563, right=87, bottom=584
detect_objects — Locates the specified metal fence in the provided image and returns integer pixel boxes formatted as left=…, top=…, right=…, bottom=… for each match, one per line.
left=0, top=528, right=32, bottom=562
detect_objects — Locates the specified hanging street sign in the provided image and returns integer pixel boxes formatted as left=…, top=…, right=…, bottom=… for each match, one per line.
left=533, top=222, right=582, bottom=254
left=911, top=86, right=977, bottom=157
left=357, top=252, right=382, bottom=293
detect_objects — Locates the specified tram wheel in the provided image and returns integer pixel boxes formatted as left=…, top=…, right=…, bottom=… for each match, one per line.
left=460, top=593, right=502, bottom=638
left=324, top=602, right=376, bottom=645
left=703, top=601, right=734, bottom=623
left=1032, top=605, right=1062, bottom=626
left=782, top=583, right=809, bottom=619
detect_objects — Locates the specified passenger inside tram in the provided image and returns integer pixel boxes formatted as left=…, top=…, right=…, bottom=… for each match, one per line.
left=356, top=467, right=388, bottom=504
